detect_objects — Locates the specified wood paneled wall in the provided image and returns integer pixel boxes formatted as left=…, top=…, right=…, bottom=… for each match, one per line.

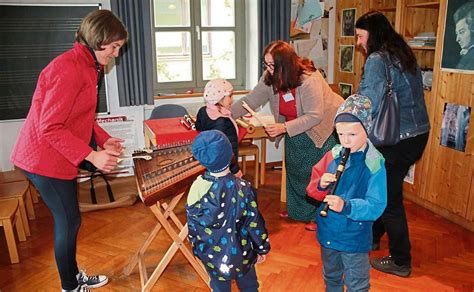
left=334, top=0, right=474, bottom=231
left=333, top=1, right=364, bottom=94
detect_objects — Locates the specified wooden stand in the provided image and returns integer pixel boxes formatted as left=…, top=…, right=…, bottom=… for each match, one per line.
left=124, top=192, right=209, bottom=291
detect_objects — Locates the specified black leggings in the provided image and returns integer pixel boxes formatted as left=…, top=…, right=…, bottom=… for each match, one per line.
left=373, top=132, right=429, bottom=266
left=23, top=170, right=81, bottom=290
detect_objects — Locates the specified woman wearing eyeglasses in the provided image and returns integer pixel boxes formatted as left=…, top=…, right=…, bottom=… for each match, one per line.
left=231, top=40, right=343, bottom=231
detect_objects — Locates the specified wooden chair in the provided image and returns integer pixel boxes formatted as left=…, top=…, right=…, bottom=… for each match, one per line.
left=0, top=181, right=31, bottom=236
left=0, top=199, right=26, bottom=264
left=0, top=168, right=39, bottom=208
left=239, top=140, right=259, bottom=188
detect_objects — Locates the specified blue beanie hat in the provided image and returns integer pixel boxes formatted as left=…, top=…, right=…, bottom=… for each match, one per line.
left=192, top=130, right=233, bottom=173
left=334, top=94, right=373, bottom=133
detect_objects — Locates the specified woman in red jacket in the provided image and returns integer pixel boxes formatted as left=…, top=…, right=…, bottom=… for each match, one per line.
left=10, top=10, right=127, bottom=292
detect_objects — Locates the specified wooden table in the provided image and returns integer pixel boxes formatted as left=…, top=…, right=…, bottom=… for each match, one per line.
left=143, top=120, right=269, bottom=186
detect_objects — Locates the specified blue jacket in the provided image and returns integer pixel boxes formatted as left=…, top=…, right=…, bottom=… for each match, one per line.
left=358, top=51, right=430, bottom=140
left=307, top=143, right=387, bottom=253
left=186, top=172, right=270, bottom=281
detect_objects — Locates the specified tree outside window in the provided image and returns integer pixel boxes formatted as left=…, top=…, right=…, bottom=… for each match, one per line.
left=152, top=0, right=245, bottom=94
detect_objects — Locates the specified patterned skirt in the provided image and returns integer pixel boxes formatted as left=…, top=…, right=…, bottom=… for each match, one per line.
left=285, top=132, right=338, bottom=222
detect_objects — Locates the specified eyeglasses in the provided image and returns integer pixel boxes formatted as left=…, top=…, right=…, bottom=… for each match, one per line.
left=262, top=60, right=275, bottom=69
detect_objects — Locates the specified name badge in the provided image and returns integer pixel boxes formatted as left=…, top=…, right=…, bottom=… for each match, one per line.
left=282, top=92, right=294, bottom=102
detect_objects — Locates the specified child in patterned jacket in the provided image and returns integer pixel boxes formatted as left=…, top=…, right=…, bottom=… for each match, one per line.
left=186, top=130, right=270, bottom=292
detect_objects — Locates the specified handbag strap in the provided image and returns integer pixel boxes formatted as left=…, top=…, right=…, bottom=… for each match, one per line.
left=380, top=52, right=394, bottom=97
left=89, top=171, right=116, bottom=203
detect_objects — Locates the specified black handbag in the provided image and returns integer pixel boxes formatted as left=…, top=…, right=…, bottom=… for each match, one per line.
left=369, top=53, right=401, bottom=147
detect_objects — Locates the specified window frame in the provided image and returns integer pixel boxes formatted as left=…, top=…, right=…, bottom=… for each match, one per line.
left=151, top=0, right=246, bottom=95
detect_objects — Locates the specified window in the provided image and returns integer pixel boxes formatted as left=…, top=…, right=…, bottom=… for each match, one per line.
left=152, top=0, right=245, bottom=94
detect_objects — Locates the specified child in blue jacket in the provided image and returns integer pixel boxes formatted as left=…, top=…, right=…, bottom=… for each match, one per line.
left=306, top=94, right=387, bottom=291
left=186, top=130, right=270, bottom=292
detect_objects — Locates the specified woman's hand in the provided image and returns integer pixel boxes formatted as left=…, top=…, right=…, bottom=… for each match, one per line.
left=323, top=195, right=345, bottom=213
left=264, top=123, right=286, bottom=137
left=85, top=149, right=120, bottom=173
left=103, top=137, right=124, bottom=153
left=320, top=173, right=336, bottom=188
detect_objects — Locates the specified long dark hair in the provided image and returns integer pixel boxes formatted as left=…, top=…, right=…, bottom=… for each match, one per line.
left=263, top=40, right=316, bottom=92
left=355, top=11, right=417, bottom=74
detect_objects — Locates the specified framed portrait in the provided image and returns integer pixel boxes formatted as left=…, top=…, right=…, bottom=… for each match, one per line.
left=441, top=0, right=474, bottom=73
left=440, top=102, right=471, bottom=152
left=338, top=82, right=352, bottom=99
left=341, top=8, right=356, bottom=37
left=339, top=45, right=354, bottom=73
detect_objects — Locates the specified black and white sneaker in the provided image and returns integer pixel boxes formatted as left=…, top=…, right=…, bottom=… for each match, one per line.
left=77, top=270, right=109, bottom=289
left=62, top=284, right=90, bottom=292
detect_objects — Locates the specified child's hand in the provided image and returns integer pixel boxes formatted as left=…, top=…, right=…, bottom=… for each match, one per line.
left=323, top=195, right=345, bottom=212
left=256, top=254, right=266, bottom=264
left=320, top=173, right=336, bottom=188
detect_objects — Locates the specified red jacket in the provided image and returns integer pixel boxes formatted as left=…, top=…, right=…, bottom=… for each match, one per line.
left=11, top=43, right=110, bottom=180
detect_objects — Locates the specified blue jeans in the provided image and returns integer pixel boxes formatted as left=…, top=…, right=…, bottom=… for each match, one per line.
left=23, top=170, right=81, bottom=290
left=209, top=266, right=259, bottom=292
left=321, top=246, right=370, bottom=292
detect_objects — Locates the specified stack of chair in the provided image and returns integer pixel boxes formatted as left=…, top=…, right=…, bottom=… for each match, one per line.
left=0, top=169, right=38, bottom=264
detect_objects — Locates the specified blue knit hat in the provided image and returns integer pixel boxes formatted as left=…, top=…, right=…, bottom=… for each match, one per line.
left=334, top=94, right=373, bottom=133
left=192, top=130, right=233, bottom=173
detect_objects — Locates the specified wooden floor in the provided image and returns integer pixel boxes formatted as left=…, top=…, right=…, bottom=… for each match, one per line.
left=1, top=166, right=474, bottom=292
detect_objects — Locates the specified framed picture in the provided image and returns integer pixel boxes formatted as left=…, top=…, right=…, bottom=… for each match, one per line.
left=404, top=164, right=415, bottom=184
left=341, top=8, right=356, bottom=37
left=339, top=45, right=354, bottom=73
left=338, top=82, right=352, bottom=99
left=440, top=102, right=471, bottom=152
left=441, top=0, right=474, bottom=73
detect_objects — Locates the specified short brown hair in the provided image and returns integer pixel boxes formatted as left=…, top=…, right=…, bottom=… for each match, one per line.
left=263, top=40, right=316, bottom=92
left=76, top=9, right=128, bottom=50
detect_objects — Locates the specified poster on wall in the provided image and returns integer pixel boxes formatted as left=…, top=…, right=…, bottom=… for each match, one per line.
left=338, top=82, right=352, bottom=99
left=291, top=1, right=335, bottom=80
left=339, top=45, right=354, bottom=73
left=96, top=116, right=138, bottom=175
left=441, top=0, right=474, bottom=73
left=440, top=103, right=471, bottom=152
left=341, top=8, right=356, bottom=37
